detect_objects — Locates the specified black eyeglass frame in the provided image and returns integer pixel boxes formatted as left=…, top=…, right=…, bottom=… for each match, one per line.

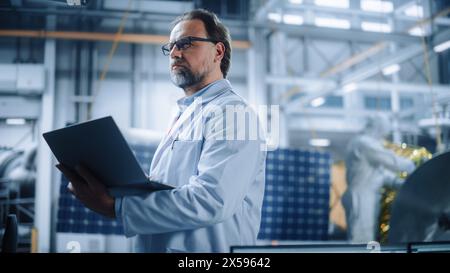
left=161, top=36, right=220, bottom=56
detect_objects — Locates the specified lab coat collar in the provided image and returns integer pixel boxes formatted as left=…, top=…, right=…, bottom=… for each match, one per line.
left=176, top=79, right=232, bottom=112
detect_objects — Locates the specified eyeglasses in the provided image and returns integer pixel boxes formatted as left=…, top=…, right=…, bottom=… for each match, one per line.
left=161, top=36, right=220, bottom=56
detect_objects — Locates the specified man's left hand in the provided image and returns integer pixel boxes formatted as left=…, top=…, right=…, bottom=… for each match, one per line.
left=56, top=163, right=115, bottom=219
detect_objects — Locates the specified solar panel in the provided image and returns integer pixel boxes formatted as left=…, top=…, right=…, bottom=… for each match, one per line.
left=57, top=147, right=331, bottom=240
left=56, top=144, right=154, bottom=235
left=258, top=149, right=331, bottom=241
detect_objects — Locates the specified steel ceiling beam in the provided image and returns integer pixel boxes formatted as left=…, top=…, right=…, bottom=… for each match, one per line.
left=251, top=22, right=421, bottom=43
left=265, top=74, right=450, bottom=113
left=0, top=29, right=251, bottom=49
left=280, top=45, right=432, bottom=110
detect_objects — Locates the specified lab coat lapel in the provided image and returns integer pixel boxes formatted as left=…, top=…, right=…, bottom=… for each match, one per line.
left=150, top=100, right=202, bottom=174
left=150, top=84, right=231, bottom=176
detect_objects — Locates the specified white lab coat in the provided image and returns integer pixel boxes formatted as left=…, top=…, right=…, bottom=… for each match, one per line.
left=115, top=79, right=266, bottom=252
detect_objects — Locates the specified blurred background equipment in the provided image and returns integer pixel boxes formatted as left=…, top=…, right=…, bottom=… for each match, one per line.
left=388, top=151, right=450, bottom=243
left=1, top=214, right=18, bottom=253
left=377, top=140, right=432, bottom=243
left=0, top=144, right=37, bottom=252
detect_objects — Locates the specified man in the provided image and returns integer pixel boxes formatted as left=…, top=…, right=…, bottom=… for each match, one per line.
left=341, top=114, right=415, bottom=243
left=56, top=9, right=266, bottom=253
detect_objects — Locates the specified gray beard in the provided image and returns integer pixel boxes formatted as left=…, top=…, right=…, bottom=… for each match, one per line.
left=170, top=66, right=205, bottom=89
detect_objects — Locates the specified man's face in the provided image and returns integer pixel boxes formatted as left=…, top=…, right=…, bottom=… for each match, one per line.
left=168, top=19, right=217, bottom=90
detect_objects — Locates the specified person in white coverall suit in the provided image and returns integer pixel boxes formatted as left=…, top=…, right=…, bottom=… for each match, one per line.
left=341, top=115, right=415, bottom=243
